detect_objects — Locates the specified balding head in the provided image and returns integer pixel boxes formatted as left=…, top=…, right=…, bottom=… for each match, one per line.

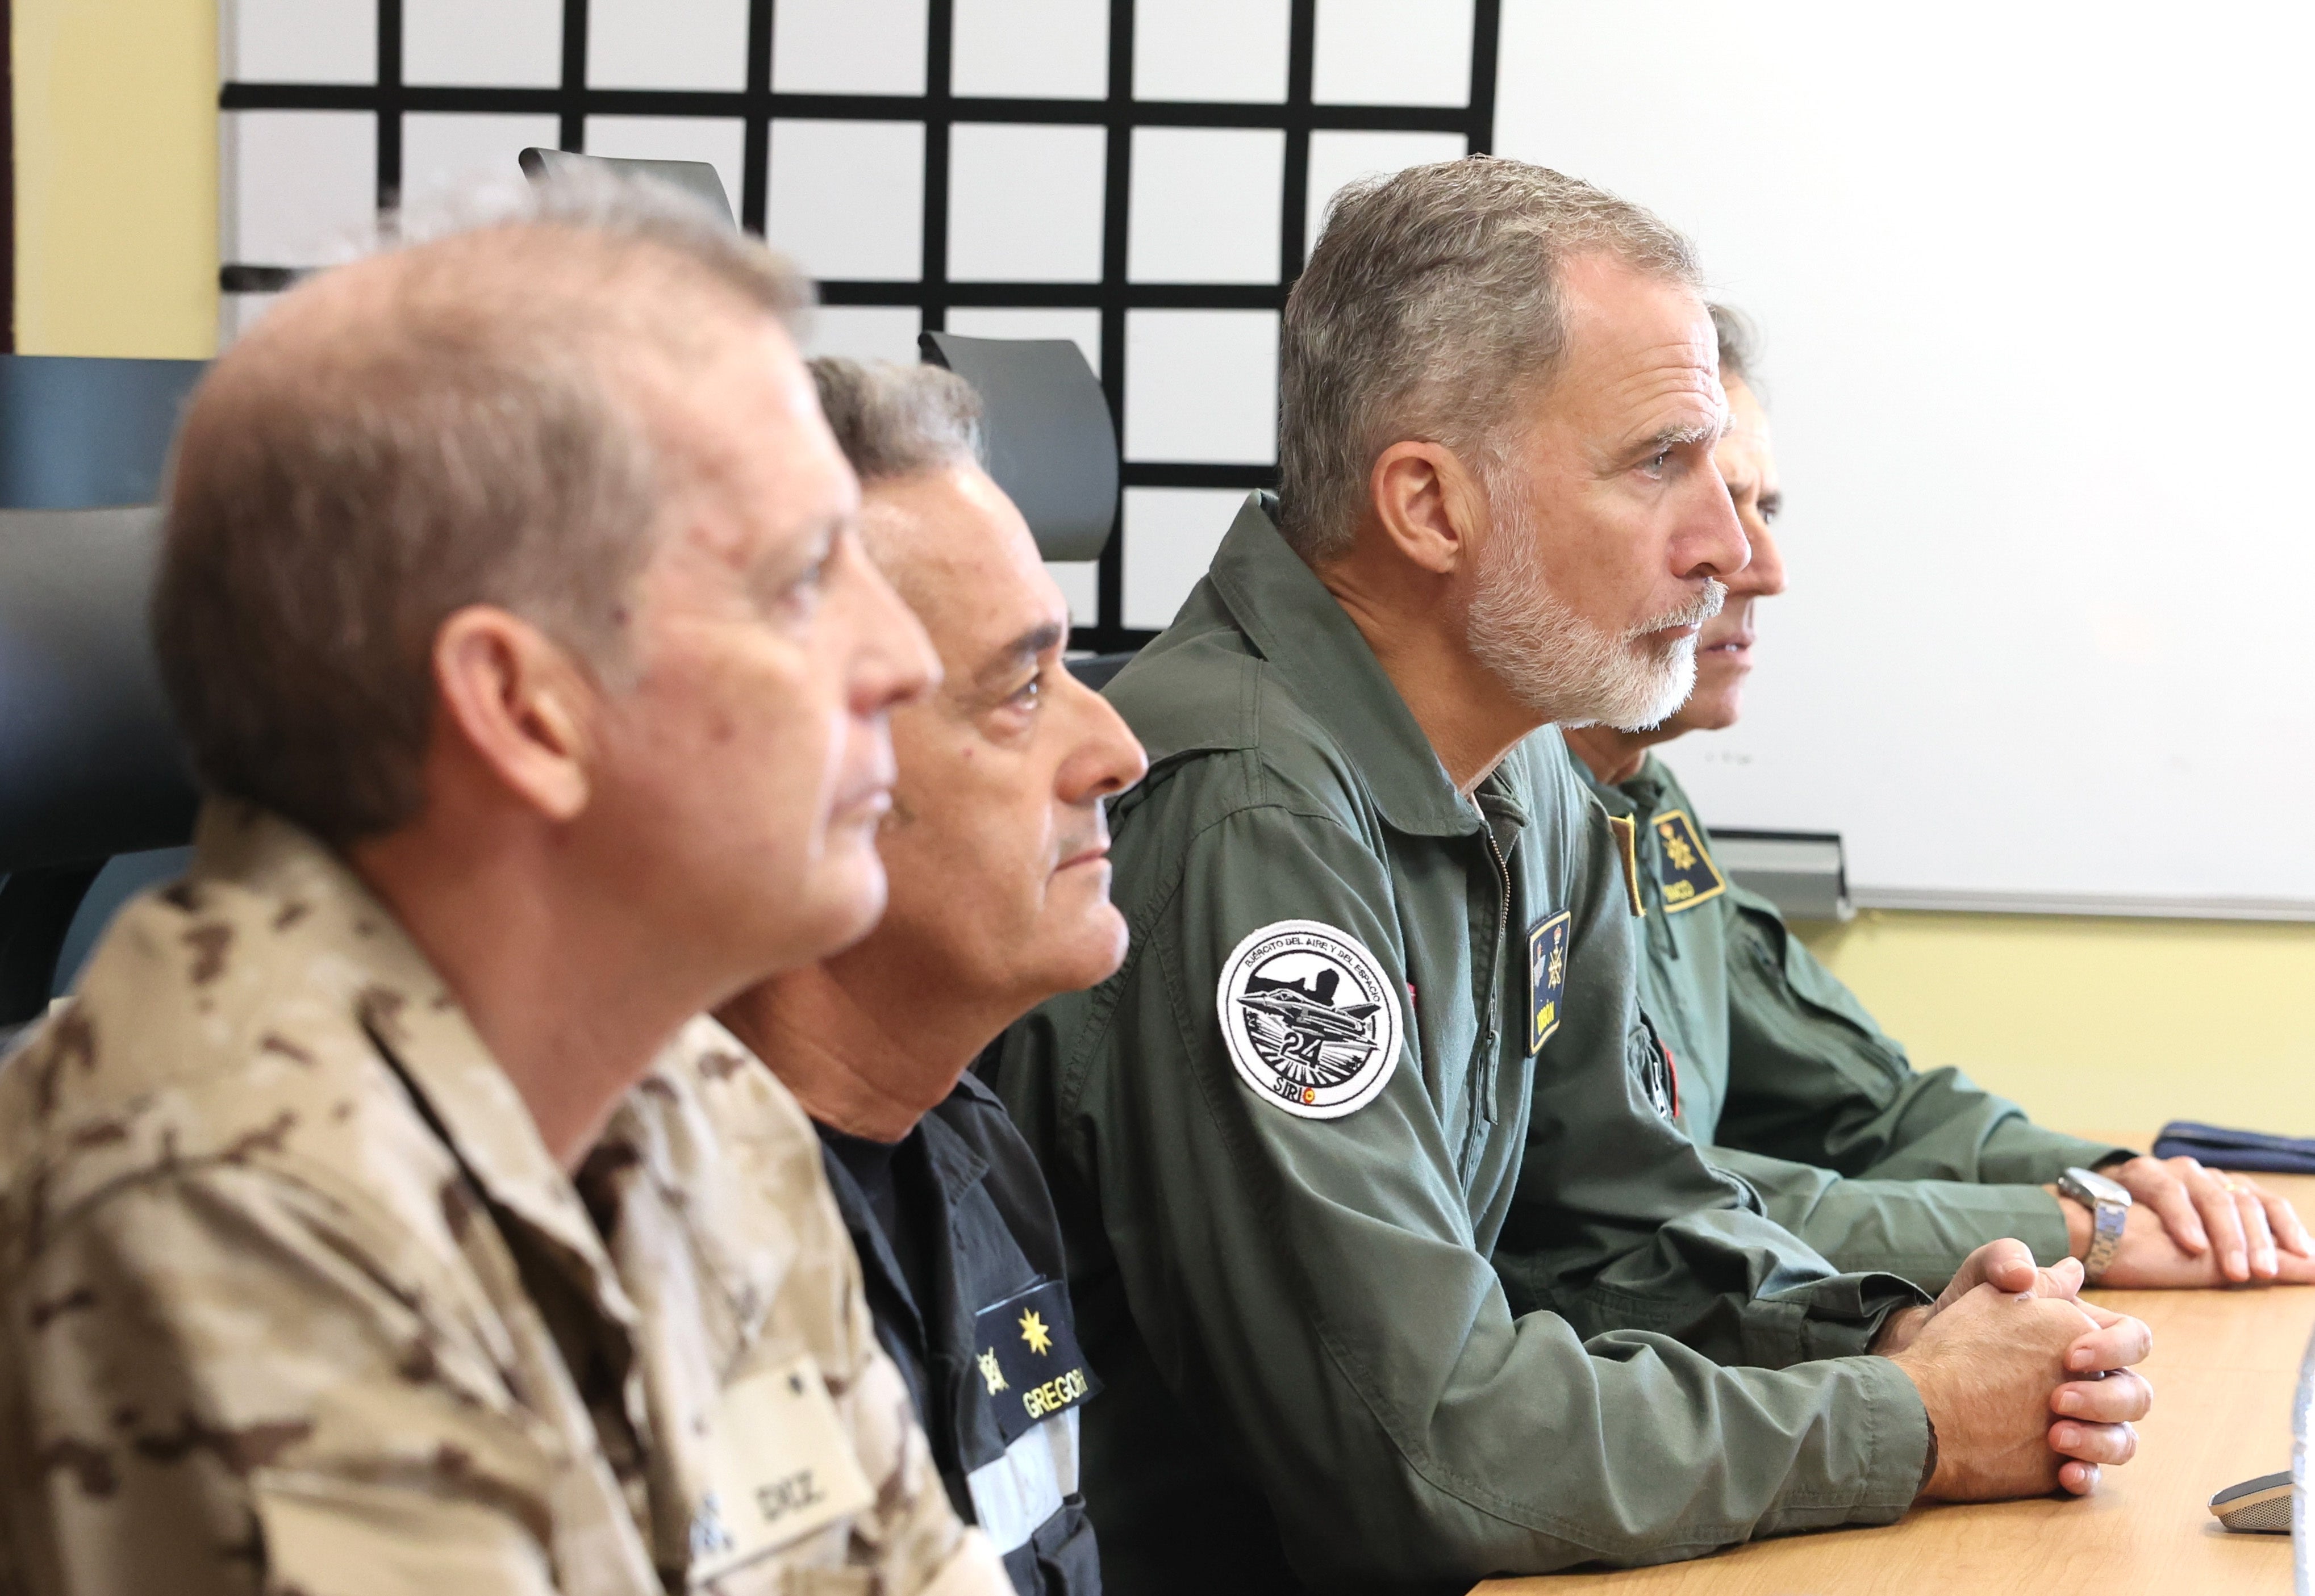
left=156, top=175, right=810, bottom=844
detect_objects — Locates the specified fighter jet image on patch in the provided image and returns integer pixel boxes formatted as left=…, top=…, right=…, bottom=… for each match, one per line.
left=1237, top=963, right=1381, bottom=1085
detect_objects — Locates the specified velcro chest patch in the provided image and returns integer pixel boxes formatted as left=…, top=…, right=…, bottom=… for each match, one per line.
left=1528, top=909, right=1571, bottom=1054
left=689, top=1355, right=875, bottom=1582
left=1651, top=809, right=1726, bottom=913
left=971, top=1279, right=1100, bottom=1445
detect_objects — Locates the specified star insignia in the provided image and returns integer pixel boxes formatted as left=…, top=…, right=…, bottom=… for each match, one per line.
left=977, top=1347, right=1008, bottom=1394
left=1018, top=1309, right=1053, bottom=1356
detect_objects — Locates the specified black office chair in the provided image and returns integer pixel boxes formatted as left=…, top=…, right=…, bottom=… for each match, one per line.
left=0, top=507, right=199, bottom=1033
left=0, top=355, right=212, bottom=1038
left=916, top=333, right=1135, bottom=688
left=519, top=148, right=736, bottom=228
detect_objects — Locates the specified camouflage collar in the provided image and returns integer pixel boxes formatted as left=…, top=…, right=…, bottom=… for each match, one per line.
left=1207, top=494, right=1482, bottom=839
left=189, top=801, right=641, bottom=1329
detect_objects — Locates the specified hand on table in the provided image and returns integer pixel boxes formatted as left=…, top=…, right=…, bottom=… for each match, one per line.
left=2081, top=1155, right=2315, bottom=1285
left=1880, top=1240, right=2154, bottom=1501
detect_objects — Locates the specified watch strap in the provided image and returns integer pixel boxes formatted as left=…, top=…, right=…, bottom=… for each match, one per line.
left=2083, top=1198, right=2128, bottom=1282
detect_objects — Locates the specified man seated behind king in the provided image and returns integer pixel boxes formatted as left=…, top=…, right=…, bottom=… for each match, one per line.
left=1560, top=304, right=2315, bottom=1293
left=718, top=358, right=1148, bottom=1596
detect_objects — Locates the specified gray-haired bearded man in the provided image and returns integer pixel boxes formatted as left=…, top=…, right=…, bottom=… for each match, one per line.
left=1563, top=306, right=2315, bottom=1293
left=991, top=159, right=2153, bottom=1591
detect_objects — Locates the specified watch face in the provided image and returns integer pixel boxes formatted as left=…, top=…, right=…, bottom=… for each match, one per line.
left=2066, top=1167, right=2132, bottom=1206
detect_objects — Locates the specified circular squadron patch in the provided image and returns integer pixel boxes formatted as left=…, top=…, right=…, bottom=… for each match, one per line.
left=1216, top=919, right=1402, bottom=1119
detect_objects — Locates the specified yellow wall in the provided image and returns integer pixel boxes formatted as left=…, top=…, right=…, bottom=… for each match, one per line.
left=12, top=0, right=216, bottom=357
left=1797, top=911, right=2315, bottom=1145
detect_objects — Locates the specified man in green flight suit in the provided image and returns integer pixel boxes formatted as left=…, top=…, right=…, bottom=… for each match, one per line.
left=992, top=158, right=2152, bottom=1593
left=1561, top=304, right=2315, bottom=1293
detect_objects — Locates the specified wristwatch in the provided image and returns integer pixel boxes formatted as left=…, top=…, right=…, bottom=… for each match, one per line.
left=2057, top=1165, right=2133, bottom=1283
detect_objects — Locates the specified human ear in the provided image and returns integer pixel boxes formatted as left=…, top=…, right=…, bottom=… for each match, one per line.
left=1367, top=441, right=1491, bottom=577
left=430, top=606, right=597, bottom=822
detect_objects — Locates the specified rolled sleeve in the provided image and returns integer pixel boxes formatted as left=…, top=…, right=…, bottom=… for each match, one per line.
left=1707, top=1143, right=2079, bottom=1291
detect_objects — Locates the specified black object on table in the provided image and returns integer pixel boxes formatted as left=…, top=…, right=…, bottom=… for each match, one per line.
left=2152, top=1121, right=2315, bottom=1175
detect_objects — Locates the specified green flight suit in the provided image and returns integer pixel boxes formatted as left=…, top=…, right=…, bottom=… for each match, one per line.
left=1571, top=750, right=2131, bottom=1289
left=993, top=496, right=1934, bottom=1594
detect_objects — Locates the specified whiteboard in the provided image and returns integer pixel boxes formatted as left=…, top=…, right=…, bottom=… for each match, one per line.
left=1495, top=1, right=2315, bottom=917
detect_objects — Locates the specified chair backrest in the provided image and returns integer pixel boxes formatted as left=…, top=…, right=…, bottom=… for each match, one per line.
left=919, top=332, right=1118, bottom=563
left=0, top=506, right=198, bottom=1029
left=519, top=148, right=736, bottom=228
left=0, top=356, right=208, bottom=510
left=0, top=506, right=197, bottom=876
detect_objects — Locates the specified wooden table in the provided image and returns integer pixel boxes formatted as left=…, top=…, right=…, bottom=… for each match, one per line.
left=1480, top=1164, right=2315, bottom=1596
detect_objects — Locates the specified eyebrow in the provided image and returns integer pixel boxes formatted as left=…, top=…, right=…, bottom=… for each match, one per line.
left=748, top=509, right=843, bottom=600
left=1641, top=416, right=1732, bottom=455
left=973, top=619, right=1067, bottom=690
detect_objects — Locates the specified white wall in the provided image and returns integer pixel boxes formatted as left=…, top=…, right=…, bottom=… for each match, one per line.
left=218, top=0, right=1483, bottom=639
left=1496, top=0, right=2315, bottom=914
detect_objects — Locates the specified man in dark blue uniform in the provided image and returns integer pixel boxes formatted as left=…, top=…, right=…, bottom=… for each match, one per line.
left=718, top=358, right=1147, bottom=1595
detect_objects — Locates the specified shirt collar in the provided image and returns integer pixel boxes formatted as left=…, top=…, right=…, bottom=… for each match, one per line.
left=1208, top=493, right=1482, bottom=838
left=190, top=800, right=639, bottom=1326
left=815, top=1092, right=991, bottom=1334
left=1621, top=753, right=1674, bottom=816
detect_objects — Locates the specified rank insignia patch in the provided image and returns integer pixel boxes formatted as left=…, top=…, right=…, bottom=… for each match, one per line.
left=1605, top=815, right=1645, bottom=918
left=971, top=1279, right=1100, bottom=1445
left=1528, top=909, right=1572, bottom=1055
left=1651, top=809, right=1726, bottom=913
left=1218, top=920, right=1403, bottom=1119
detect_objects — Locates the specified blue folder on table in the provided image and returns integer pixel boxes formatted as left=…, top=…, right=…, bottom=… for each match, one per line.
left=2152, top=1122, right=2315, bottom=1175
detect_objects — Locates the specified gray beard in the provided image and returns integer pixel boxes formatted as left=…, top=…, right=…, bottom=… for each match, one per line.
left=1465, top=505, right=1725, bottom=732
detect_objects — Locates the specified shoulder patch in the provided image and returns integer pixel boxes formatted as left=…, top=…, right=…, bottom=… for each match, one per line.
left=1651, top=809, right=1726, bottom=913
left=1217, top=920, right=1401, bottom=1119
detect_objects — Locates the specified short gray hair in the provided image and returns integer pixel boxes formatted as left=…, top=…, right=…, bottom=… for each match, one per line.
left=1711, top=302, right=1761, bottom=392
left=154, top=170, right=811, bottom=846
left=1280, top=157, right=1702, bottom=561
left=809, top=357, right=985, bottom=482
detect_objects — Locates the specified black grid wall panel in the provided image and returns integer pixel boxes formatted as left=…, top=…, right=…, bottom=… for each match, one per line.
left=220, top=0, right=1503, bottom=651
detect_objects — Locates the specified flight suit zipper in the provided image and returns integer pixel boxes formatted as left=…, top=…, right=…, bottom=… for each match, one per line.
left=1466, top=820, right=1515, bottom=1177
left=1483, top=825, right=1512, bottom=992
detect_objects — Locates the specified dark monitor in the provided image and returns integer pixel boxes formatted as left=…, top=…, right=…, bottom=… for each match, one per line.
left=919, top=332, right=1117, bottom=563
left=519, top=148, right=736, bottom=228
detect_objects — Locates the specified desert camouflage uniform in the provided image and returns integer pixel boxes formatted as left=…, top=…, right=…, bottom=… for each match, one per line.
left=0, top=802, right=1009, bottom=1596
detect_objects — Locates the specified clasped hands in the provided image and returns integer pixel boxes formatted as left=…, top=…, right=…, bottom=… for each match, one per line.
left=1874, top=1239, right=2153, bottom=1501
